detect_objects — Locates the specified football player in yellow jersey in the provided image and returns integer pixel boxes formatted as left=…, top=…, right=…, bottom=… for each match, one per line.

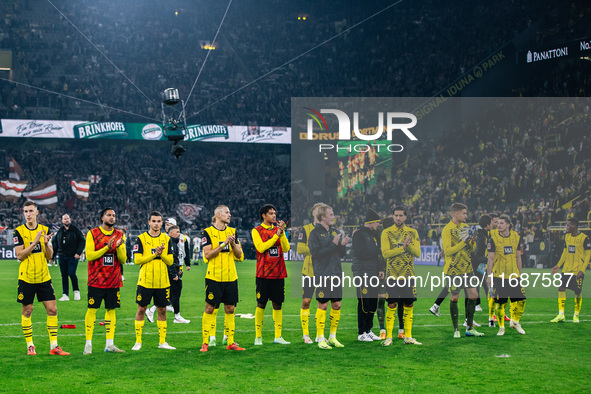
left=442, top=203, right=483, bottom=338
left=486, top=214, right=526, bottom=335
left=380, top=207, right=422, bottom=346
left=14, top=201, right=69, bottom=356
left=132, top=211, right=175, bottom=351
left=550, top=218, right=591, bottom=323
left=200, top=205, right=245, bottom=352
left=296, top=203, right=323, bottom=344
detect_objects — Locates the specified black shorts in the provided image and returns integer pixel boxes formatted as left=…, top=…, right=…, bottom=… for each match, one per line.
left=136, top=285, right=170, bottom=307
left=256, top=278, right=285, bottom=304
left=17, top=280, right=56, bottom=304
left=357, top=284, right=380, bottom=299
left=385, top=277, right=417, bottom=305
left=446, top=272, right=479, bottom=294
left=88, top=286, right=121, bottom=309
left=301, top=275, right=316, bottom=299
left=491, top=278, right=526, bottom=303
left=205, top=279, right=238, bottom=307
left=316, top=285, right=342, bottom=304
left=561, top=273, right=583, bottom=295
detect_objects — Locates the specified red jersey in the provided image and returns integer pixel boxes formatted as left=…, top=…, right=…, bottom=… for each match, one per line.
left=252, top=224, right=289, bottom=279
left=87, top=227, right=124, bottom=288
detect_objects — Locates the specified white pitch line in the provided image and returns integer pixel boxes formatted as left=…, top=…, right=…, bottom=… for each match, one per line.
left=2, top=319, right=588, bottom=338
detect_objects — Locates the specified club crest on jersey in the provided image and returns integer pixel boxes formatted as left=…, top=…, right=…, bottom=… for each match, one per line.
left=89, top=297, right=95, bottom=305
left=208, top=293, right=214, bottom=300
left=503, top=246, right=513, bottom=255
left=568, top=245, right=576, bottom=254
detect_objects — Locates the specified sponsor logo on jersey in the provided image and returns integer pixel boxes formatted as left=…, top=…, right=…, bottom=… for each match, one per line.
left=503, top=246, right=513, bottom=255
left=103, top=254, right=114, bottom=266
left=32, top=243, right=42, bottom=253
left=268, top=247, right=279, bottom=257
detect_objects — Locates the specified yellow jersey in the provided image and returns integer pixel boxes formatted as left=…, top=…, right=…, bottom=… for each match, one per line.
left=202, top=225, right=244, bottom=282
left=297, top=223, right=315, bottom=277
left=14, top=224, right=50, bottom=284
left=442, top=221, right=476, bottom=276
left=381, top=225, right=421, bottom=278
left=556, top=232, right=591, bottom=274
left=134, top=231, right=173, bottom=289
left=488, top=229, right=521, bottom=278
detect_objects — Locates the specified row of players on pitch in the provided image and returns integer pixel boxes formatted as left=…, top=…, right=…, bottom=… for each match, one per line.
left=13, top=200, right=590, bottom=355
left=296, top=202, right=590, bottom=347
left=14, top=201, right=291, bottom=354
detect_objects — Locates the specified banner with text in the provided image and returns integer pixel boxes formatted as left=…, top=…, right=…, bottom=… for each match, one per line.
left=1, top=120, right=291, bottom=144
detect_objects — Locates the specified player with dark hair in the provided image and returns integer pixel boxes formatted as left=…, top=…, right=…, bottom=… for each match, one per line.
left=550, top=217, right=591, bottom=323
left=471, top=214, right=492, bottom=327
left=351, top=208, right=383, bottom=342
left=487, top=213, right=504, bottom=324
left=308, top=203, right=350, bottom=349
left=296, top=203, right=323, bottom=344
left=487, top=214, right=526, bottom=335
left=378, top=216, right=405, bottom=339
left=132, top=211, right=175, bottom=350
left=252, top=204, right=290, bottom=345
left=200, top=205, right=245, bottom=352
left=442, top=203, right=483, bottom=338
left=83, top=208, right=127, bottom=354
left=145, top=218, right=191, bottom=322
left=14, top=201, right=69, bottom=356
left=380, top=207, right=422, bottom=346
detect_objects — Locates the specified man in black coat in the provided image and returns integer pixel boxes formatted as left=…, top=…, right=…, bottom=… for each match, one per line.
left=308, top=203, right=350, bottom=349
left=52, top=214, right=85, bottom=301
left=351, top=209, right=384, bottom=342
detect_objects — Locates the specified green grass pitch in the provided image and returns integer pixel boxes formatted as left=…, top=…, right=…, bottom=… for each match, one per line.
left=0, top=260, right=589, bottom=392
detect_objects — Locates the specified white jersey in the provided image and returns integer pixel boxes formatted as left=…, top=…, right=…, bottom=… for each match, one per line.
left=178, top=234, right=188, bottom=266
left=192, top=236, right=202, bottom=252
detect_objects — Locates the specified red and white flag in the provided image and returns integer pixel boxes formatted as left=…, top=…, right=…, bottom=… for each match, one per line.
left=0, top=179, right=28, bottom=202
left=89, top=175, right=102, bottom=184
left=23, top=178, right=57, bottom=209
left=71, top=180, right=90, bottom=201
left=9, top=156, right=23, bottom=180
left=176, top=203, right=202, bottom=224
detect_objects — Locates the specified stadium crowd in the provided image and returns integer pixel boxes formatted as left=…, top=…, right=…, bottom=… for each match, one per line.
left=1, top=0, right=584, bottom=124
left=294, top=99, right=591, bottom=255
left=0, top=140, right=290, bottom=241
